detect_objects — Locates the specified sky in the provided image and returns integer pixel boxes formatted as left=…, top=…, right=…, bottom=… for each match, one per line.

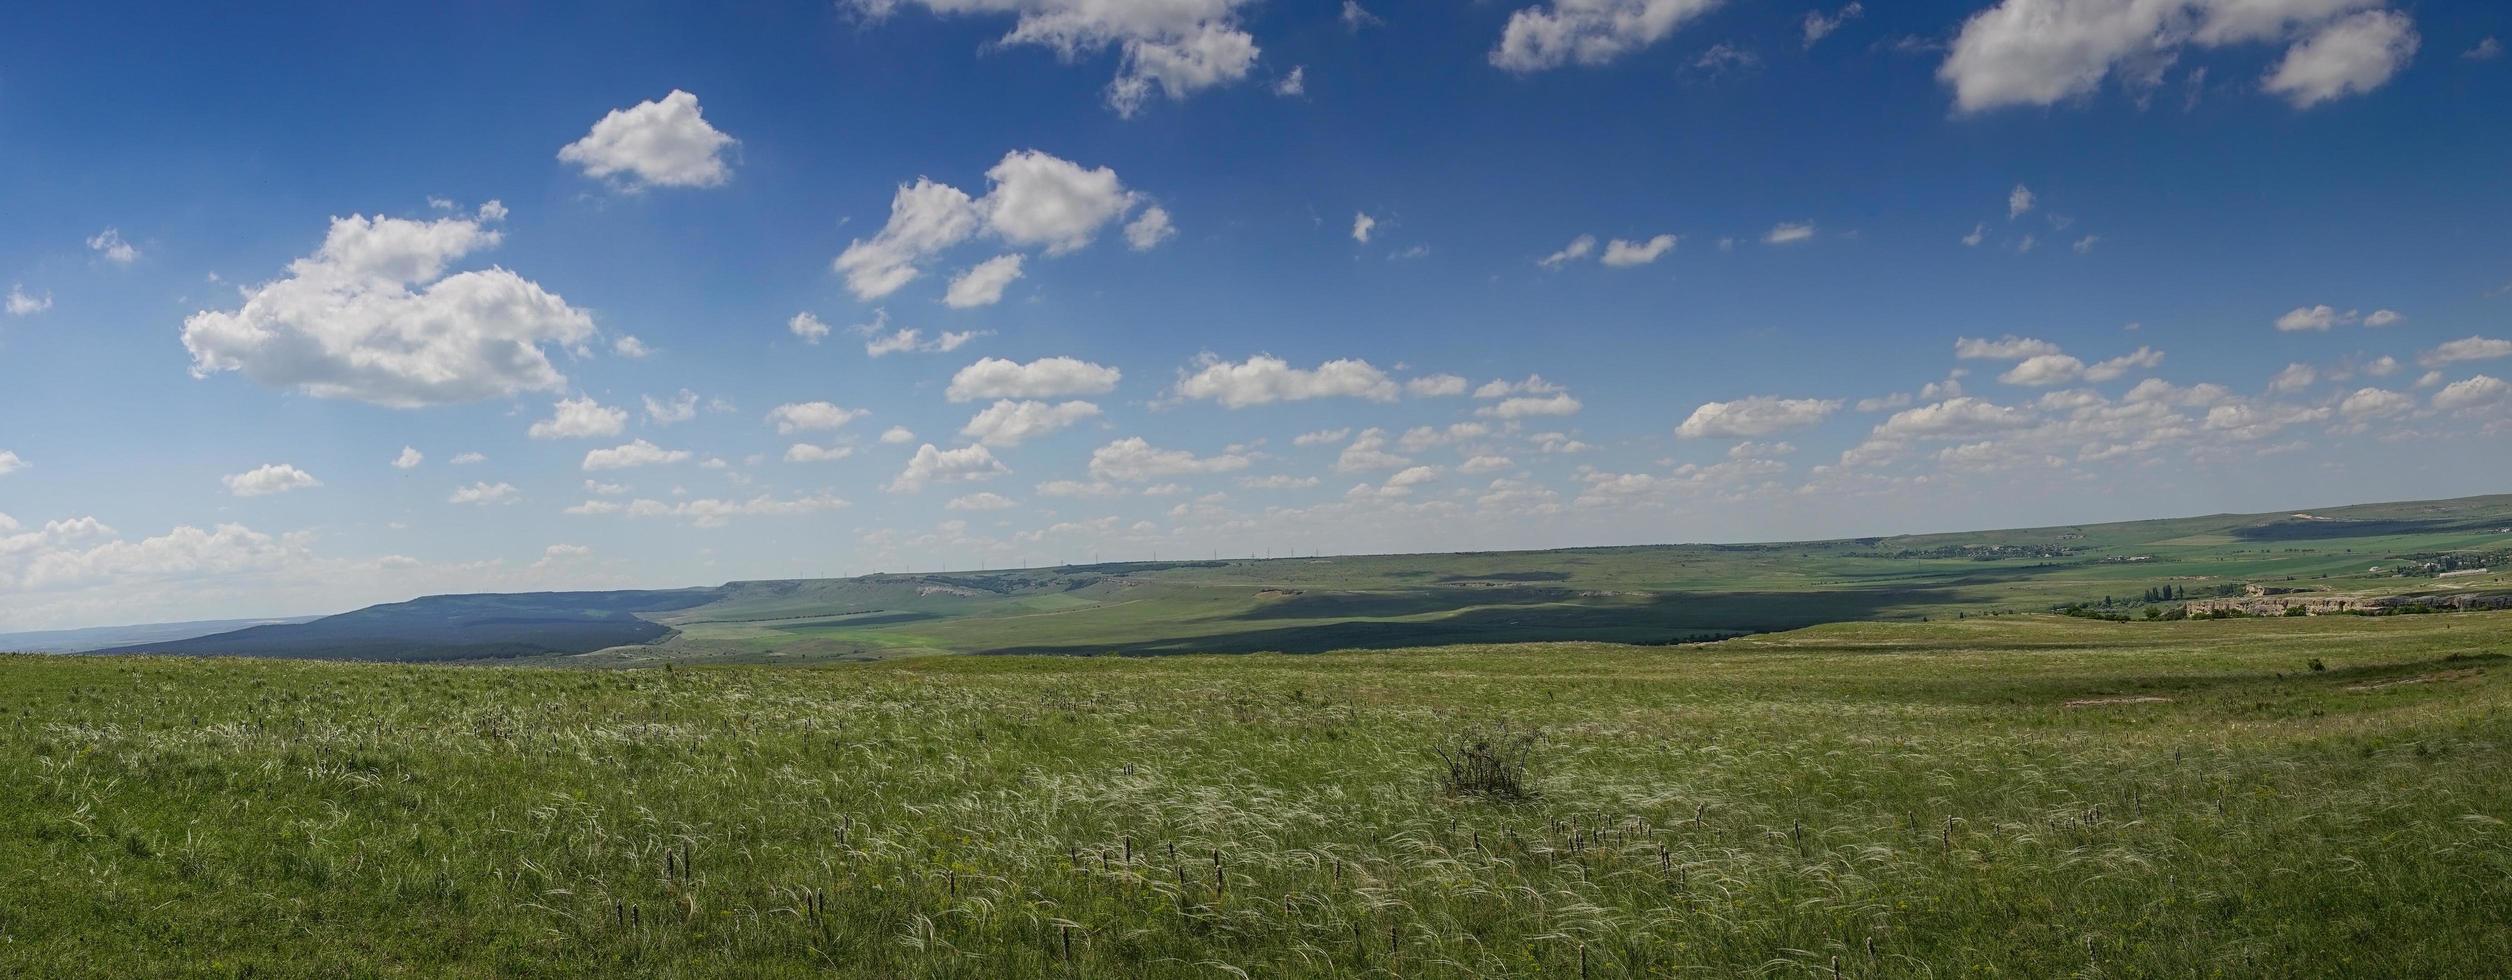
left=2, top=0, right=2509, bottom=631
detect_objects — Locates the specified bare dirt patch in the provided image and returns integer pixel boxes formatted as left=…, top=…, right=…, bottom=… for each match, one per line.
left=2346, top=668, right=2483, bottom=692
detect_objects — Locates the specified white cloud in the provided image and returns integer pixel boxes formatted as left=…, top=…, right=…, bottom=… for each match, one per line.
left=566, top=492, right=847, bottom=528
left=790, top=311, right=833, bottom=344
left=2264, top=10, right=2418, bottom=108
left=611, top=335, right=652, bottom=358
left=1336, top=428, right=1413, bottom=472
left=1873, top=397, right=2035, bottom=439
left=450, top=452, right=487, bottom=465
left=2362, top=308, right=2404, bottom=327
left=948, top=356, right=1122, bottom=401
left=1125, top=206, right=1176, bottom=250
left=2269, top=362, right=2319, bottom=393
left=2466, top=36, right=2503, bottom=61
left=1242, top=474, right=1322, bottom=489
left=984, top=151, right=1136, bottom=254
left=1763, top=221, right=1815, bottom=244
left=1036, top=479, right=1121, bottom=497
left=944, top=254, right=1026, bottom=308
left=1294, top=428, right=1352, bottom=447
left=1274, top=65, right=1307, bottom=96
left=1803, top=2, right=1863, bottom=46
left=2432, top=375, right=2510, bottom=412
left=1675, top=396, right=1842, bottom=438
left=644, top=390, right=699, bottom=424
left=1490, top=0, right=1724, bottom=72
left=2073, top=235, right=2100, bottom=254
left=88, top=228, right=140, bottom=264
left=785, top=443, right=857, bottom=463
left=865, top=325, right=985, bottom=357
left=2421, top=336, right=2512, bottom=367
left=1478, top=392, right=1583, bottom=418
left=1405, top=374, right=1469, bottom=397
left=557, top=90, right=737, bottom=190
left=391, top=447, right=423, bottom=470
left=1538, top=234, right=1597, bottom=269
left=1475, top=374, right=1565, bottom=398
left=6, top=285, right=53, bottom=316
left=1999, top=353, right=2087, bottom=386
left=181, top=213, right=595, bottom=407
left=962, top=399, right=1102, bottom=447
left=767, top=401, right=870, bottom=433
left=528, top=396, right=628, bottom=440
left=1174, top=354, right=1398, bottom=407
left=1601, top=234, right=1676, bottom=266
left=1459, top=454, right=1515, bottom=474
left=1089, top=436, right=1251, bottom=481
left=583, top=439, right=692, bottom=470
left=2337, top=386, right=2413, bottom=418
left=1941, top=0, right=2409, bottom=113
left=2084, top=346, right=2165, bottom=381
left=1342, top=0, right=1381, bottom=30
left=834, top=151, right=1147, bottom=299
left=448, top=481, right=519, bottom=505
left=224, top=463, right=320, bottom=497
left=1352, top=212, right=1376, bottom=243
left=1961, top=223, right=1986, bottom=247
left=1954, top=334, right=2065, bottom=360
left=889, top=443, right=1009, bottom=492
left=880, top=426, right=917, bottom=444
left=2275, top=304, right=2348, bottom=331
left=854, top=0, right=1261, bottom=116
left=948, top=492, right=1020, bottom=511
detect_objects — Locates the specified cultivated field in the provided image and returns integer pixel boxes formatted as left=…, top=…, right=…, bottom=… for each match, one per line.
left=6, top=612, right=2511, bottom=976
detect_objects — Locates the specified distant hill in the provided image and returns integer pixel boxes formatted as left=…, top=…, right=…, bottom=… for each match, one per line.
left=69, top=492, right=2512, bottom=664
left=0, top=616, right=320, bottom=654
left=98, top=590, right=725, bottom=662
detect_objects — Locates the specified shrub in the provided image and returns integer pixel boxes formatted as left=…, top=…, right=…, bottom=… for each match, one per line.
left=1433, top=721, right=1538, bottom=800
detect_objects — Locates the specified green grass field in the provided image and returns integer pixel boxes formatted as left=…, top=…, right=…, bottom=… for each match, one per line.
left=7, top=612, right=2511, bottom=976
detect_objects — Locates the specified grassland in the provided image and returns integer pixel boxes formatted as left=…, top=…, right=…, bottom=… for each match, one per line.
left=7, top=612, right=2511, bottom=976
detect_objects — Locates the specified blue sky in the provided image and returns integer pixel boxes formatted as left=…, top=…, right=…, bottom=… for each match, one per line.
left=2, top=0, right=2509, bottom=629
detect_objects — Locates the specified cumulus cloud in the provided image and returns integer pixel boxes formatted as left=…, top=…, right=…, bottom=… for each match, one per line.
left=1601, top=234, right=1677, bottom=266
left=224, top=463, right=320, bottom=497
left=1941, top=0, right=2415, bottom=113
left=1490, top=0, right=1725, bottom=72
left=611, top=335, right=652, bottom=358
left=1955, top=334, right=2065, bottom=360
left=2431, top=375, right=2510, bottom=412
left=1998, top=353, right=2086, bottom=386
left=392, top=447, right=423, bottom=470
left=644, top=390, right=699, bottom=424
left=2337, top=386, right=2413, bottom=418
left=88, top=228, right=140, bottom=264
left=582, top=439, right=692, bottom=470
left=1763, top=221, right=1815, bottom=244
left=1873, top=397, right=2035, bottom=439
left=181, top=213, right=595, bottom=407
left=1538, top=234, right=1597, bottom=269
left=558, top=90, right=737, bottom=190
left=789, top=312, right=832, bottom=344
left=944, top=254, right=1025, bottom=308
left=785, top=443, right=856, bottom=463
left=1351, top=212, right=1376, bottom=244
left=851, top=0, right=1262, bottom=116
left=2420, top=336, right=2512, bottom=367
left=1477, top=392, right=1583, bottom=418
left=1803, top=2, right=1862, bottom=46
left=1173, top=354, right=1398, bottom=407
left=767, top=401, right=870, bottom=433
left=948, top=492, right=1020, bottom=511
left=889, top=443, right=1010, bottom=492
left=881, top=426, right=917, bottom=444
left=1089, top=436, right=1251, bottom=481
left=948, top=356, right=1122, bottom=401
left=448, top=481, right=519, bottom=505
left=2084, top=346, right=2165, bottom=381
left=1405, top=374, right=1469, bottom=397
left=1124, top=206, right=1176, bottom=250
left=962, top=399, right=1102, bottom=447
left=4, top=285, right=49, bottom=316
left=565, top=492, right=847, bottom=528
left=833, top=151, right=1145, bottom=300
left=2008, top=183, right=2036, bottom=218
left=2264, top=10, right=2418, bottom=107
left=1675, top=396, right=1842, bottom=438
left=1336, top=428, right=1413, bottom=472
left=528, top=396, right=628, bottom=440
